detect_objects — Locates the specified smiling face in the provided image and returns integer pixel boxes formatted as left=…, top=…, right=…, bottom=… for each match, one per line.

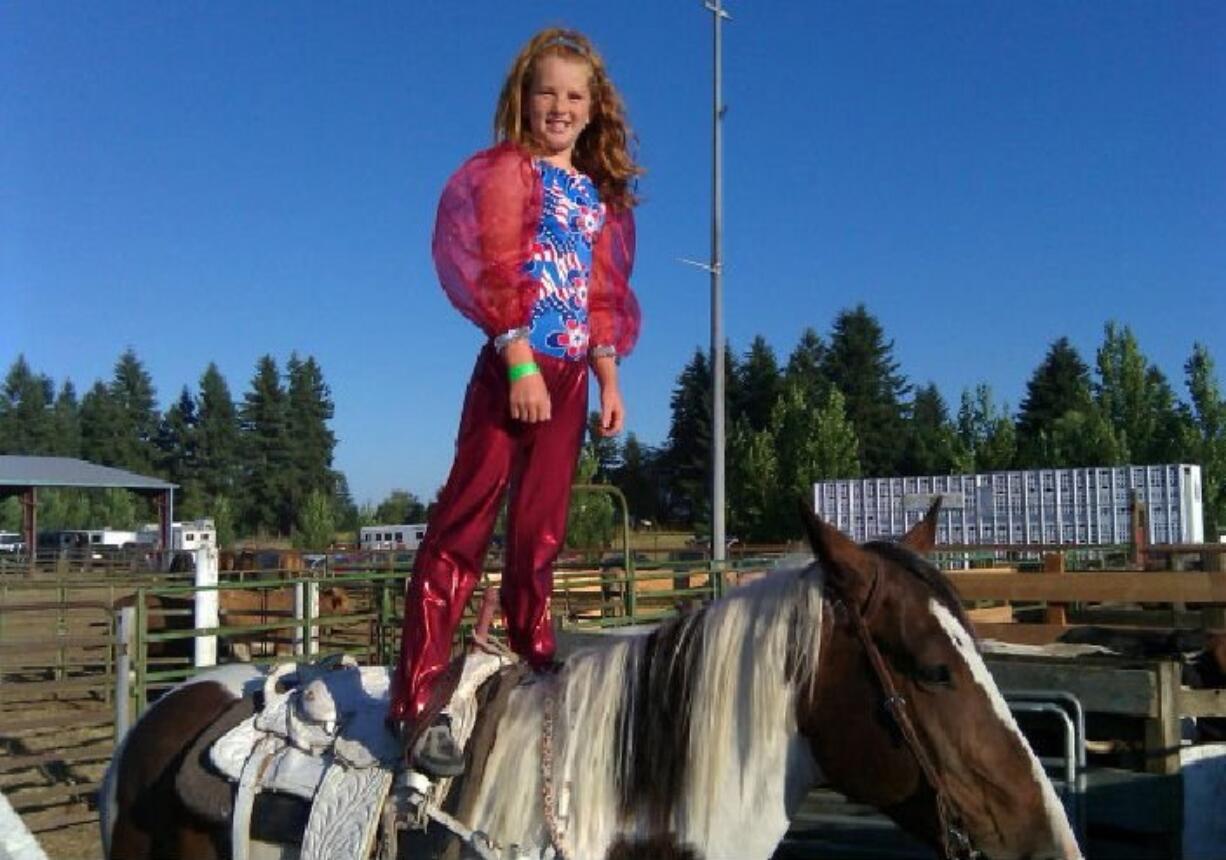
left=527, top=54, right=593, bottom=169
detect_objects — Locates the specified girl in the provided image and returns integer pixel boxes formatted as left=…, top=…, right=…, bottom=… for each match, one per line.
left=389, top=27, right=642, bottom=776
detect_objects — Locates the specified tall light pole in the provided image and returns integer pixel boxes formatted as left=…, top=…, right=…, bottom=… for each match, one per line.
left=707, top=0, right=729, bottom=579
left=681, top=0, right=730, bottom=583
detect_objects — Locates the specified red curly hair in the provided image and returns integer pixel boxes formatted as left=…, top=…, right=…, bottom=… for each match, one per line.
left=494, top=28, right=643, bottom=211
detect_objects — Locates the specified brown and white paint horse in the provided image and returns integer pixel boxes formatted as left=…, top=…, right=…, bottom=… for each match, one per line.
left=101, top=503, right=1080, bottom=860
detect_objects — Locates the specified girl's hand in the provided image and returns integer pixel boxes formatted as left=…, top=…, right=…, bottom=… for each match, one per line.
left=598, top=384, right=625, bottom=436
left=591, top=353, right=624, bottom=436
left=503, top=340, right=550, bottom=423
left=510, top=372, right=551, bottom=423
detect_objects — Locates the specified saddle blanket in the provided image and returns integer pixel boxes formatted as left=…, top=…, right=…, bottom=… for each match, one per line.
left=210, top=652, right=511, bottom=860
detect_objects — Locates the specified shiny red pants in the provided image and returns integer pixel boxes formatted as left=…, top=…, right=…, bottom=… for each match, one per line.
left=388, top=345, right=588, bottom=722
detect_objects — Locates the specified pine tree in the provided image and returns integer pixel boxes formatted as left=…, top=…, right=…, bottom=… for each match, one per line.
left=735, top=336, right=782, bottom=432
left=197, top=363, right=241, bottom=509
left=286, top=355, right=337, bottom=511
left=331, top=473, right=360, bottom=533
left=1015, top=337, right=1095, bottom=467
left=155, top=387, right=203, bottom=518
left=50, top=381, right=81, bottom=457
left=240, top=355, right=292, bottom=536
left=0, top=356, right=54, bottom=454
left=822, top=305, right=909, bottom=476
left=1183, top=343, right=1226, bottom=536
left=80, top=380, right=127, bottom=466
left=108, top=349, right=159, bottom=473
left=784, top=327, right=830, bottom=407
left=610, top=433, right=662, bottom=525
left=901, top=383, right=964, bottom=475
left=662, top=349, right=711, bottom=525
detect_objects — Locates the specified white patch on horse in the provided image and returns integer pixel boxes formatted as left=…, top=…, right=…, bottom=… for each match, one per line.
left=466, top=565, right=824, bottom=859
left=929, top=600, right=1083, bottom=860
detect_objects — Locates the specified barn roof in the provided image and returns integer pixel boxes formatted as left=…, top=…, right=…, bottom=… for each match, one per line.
left=0, top=456, right=176, bottom=491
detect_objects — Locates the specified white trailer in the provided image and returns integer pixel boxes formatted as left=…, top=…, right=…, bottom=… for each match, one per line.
left=360, top=523, right=427, bottom=551
left=813, top=464, right=1204, bottom=546
left=135, top=518, right=217, bottom=551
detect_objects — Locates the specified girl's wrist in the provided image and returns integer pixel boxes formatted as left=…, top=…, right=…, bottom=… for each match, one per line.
left=508, top=361, right=541, bottom=383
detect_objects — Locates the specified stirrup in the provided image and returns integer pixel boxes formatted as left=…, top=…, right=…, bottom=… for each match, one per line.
left=411, top=718, right=465, bottom=778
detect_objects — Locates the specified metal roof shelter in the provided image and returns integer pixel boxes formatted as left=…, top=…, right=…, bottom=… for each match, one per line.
left=0, top=456, right=176, bottom=569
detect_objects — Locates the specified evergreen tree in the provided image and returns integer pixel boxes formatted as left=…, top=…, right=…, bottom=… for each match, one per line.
left=197, top=363, right=241, bottom=509
left=1183, top=343, right=1226, bottom=536
left=822, top=305, right=909, bottom=476
left=0, top=356, right=54, bottom=454
left=286, top=355, right=337, bottom=516
left=901, top=383, right=964, bottom=475
left=240, top=355, right=292, bottom=535
left=735, top=336, right=782, bottom=432
left=108, top=349, right=159, bottom=473
left=79, top=380, right=127, bottom=466
left=610, top=433, right=662, bottom=525
left=331, top=473, right=360, bottom=533
left=1015, top=337, right=1095, bottom=467
left=212, top=495, right=237, bottom=548
left=155, top=387, right=203, bottom=518
left=662, top=349, right=711, bottom=525
left=784, top=327, right=830, bottom=407
left=50, top=381, right=81, bottom=457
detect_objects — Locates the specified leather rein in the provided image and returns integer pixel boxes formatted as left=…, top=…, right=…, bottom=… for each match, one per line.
left=836, top=566, right=978, bottom=860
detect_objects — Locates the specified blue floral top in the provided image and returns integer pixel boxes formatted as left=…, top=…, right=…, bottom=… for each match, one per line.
left=524, top=160, right=606, bottom=361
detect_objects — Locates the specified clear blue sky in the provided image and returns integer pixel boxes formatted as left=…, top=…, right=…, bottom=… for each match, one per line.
left=4, top=2, right=1223, bottom=505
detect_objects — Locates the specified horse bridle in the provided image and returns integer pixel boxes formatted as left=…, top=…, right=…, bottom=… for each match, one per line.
left=834, top=563, right=978, bottom=860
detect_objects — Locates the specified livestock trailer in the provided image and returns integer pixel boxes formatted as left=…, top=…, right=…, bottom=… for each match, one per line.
left=813, top=464, right=1203, bottom=546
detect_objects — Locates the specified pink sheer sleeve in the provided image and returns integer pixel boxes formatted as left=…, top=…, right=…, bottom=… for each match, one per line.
left=431, top=144, right=542, bottom=337
left=588, top=206, right=641, bottom=358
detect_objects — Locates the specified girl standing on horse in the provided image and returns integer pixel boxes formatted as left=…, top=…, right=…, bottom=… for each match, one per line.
left=389, top=27, right=643, bottom=776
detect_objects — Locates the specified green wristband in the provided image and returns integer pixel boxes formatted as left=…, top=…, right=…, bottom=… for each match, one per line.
left=508, top=361, right=541, bottom=382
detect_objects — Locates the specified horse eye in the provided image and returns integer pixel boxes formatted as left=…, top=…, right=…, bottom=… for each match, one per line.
left=914, top=664, right=952, bottom=686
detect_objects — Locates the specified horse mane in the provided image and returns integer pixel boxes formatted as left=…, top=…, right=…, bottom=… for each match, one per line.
left=864, top=540, right=974, bottom=633
left=596, top=565, right=823, bottom=838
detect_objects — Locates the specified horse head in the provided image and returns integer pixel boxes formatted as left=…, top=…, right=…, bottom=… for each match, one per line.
left=798, top=500, right=1082, bottom=860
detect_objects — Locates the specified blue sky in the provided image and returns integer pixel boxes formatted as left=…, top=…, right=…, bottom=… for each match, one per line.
left=4, top=2, right=1223, bottom=505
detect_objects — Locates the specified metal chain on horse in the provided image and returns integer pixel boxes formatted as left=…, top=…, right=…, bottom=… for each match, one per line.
left=843, top=598, right=977, bottom=860
left=540, top=680, right=571, bottom=860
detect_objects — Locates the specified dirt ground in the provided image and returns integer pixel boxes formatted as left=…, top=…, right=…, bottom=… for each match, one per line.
left=2, top=697, right=109, bottom=860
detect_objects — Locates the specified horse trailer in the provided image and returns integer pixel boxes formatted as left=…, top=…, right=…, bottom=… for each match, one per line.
left=813, top=464, right=1203, bottom=546
left=359, top=523, right=427, bottom=551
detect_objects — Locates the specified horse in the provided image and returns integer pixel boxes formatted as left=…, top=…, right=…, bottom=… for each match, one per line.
left=101, top=502, right=1081, bottom=860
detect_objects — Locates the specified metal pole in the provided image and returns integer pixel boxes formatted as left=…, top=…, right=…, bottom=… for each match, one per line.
left=706, top=0, right=729, bottom=586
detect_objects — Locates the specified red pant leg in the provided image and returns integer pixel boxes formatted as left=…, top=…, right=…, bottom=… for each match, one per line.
left=389, top=347, right=514, bottom=722
left=501, top=355, right=589, bottom=666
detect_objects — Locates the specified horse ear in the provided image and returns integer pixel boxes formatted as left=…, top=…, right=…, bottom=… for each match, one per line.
left=899, top=497, right=942, bottom=553
left=797, top=498, right=873, bottom=606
